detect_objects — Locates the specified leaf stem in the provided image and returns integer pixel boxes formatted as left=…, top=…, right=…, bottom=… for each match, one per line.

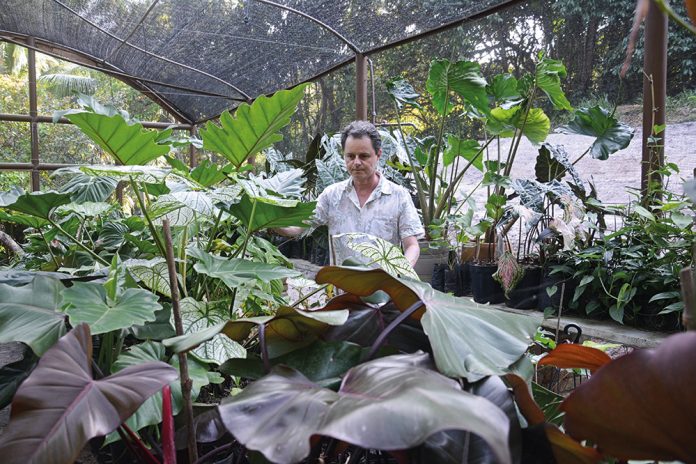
left=48, top=218, right=109, bottom=265
left=366, top=300, right=425, bottom=360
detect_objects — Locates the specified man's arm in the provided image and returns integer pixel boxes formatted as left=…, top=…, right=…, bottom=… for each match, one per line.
left=402, top=235, right=420, bottom=267
left=272, top=226, right=305, bottom=238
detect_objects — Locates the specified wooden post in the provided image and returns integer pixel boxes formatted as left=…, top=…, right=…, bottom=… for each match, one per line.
left=641, top=1, right=668, bottom=199
left=355, top=53, right=368, bottom=121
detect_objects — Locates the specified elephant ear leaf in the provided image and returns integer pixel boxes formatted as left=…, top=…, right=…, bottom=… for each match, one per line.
left=0, top=276, right=66, bottom=356
left=0, top=190, right=72, bottom=220
left=534, top=143, right=582, bottom=185
left=0, top=324, right=177, bottom=464
left=427, top=59, right=488, bottom=115
left=535, top=56, right=572, bottom=111
left=559, top=106, right=635, bottom=160
left=201, top=84, right=308, bottom=169
left=60, top=96, right=170, bottom=166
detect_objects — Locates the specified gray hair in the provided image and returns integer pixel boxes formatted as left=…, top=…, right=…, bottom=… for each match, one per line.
left=340, top=120, right=381, bottom=153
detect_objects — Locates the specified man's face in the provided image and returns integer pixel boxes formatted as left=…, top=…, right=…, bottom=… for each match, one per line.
left=343, top=135, right=381, bottom=182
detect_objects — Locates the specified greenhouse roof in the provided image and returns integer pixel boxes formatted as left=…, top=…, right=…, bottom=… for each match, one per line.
left=0, top=0, right=519, bottom=124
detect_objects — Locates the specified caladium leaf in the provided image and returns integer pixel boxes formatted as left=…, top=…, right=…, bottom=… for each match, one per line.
left=104, top=340, right=220, bottom=444
left=163, top=305, right=348, bottom=359
left=426, top=59, right=489, bottom=115
left=61, top=281, right=160, bottom=335
left=0, top=324, right=177, bottom=464
left=123, top=258, right=174, bottom=298
left=0, top=190, right=72, bottom=220
left=178, top=298, right=246, bottom=365
left=0, top=276, right=66, bottom=356
left=63, top=105, right=170, bottom=165
left=493, top=251, right=525, bottom=296
left=225, top=194, right=316, bottom=233
left=559, top=106, right=635, bottom=160
left=316, top=267, right=541, bottom=381
left=218, top=353, right=512, bottom=464
left=333, top=232, right=418, bottom=279
left=386, top=77, right=422, bottom=109
left=201, top=84, right=308, bottom=168
left=561, top=332, right=696, bottom=461
left=189, top=247, right=300, bottom=289
left=535, top=56, right=572, bottom=111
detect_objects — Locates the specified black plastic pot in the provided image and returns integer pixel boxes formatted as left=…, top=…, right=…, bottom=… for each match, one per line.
left=431, top=263, right=446, bottom=291
left=506, top=266, right=542, bottom=309
left=470, top=263, right=504, bottom=304
left=537, top=270, right=576, bottom=314
left=456, top=262, right=471, bottom=296
left=634, top=299, right=682, bottom=332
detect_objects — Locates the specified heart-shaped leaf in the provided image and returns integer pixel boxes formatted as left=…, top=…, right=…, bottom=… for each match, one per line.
left=443, top=135, right=483, bottom=170
left=487, top=106, right=550, bottom=146
left=123, top=258, right=174, bottom=298
left=55, top=168, right=118, bottom=203
left=218, top=353, right=512, bottom=464
left=0, top=276, right=66, bottom=356
left=561, top=332, right=696, bottom=461
left=427, top=59, right=488, bottom=115
left=487, top=74, right=521, bottom=105
left=189, top=248, right=300, bottom=289
left=333, top=232, right=418, bottom=279
left=252, top=169, right=306, bottom=199
left=559, top=106, right=635, bottom=160
left=0, top=190, right=72, bottom=220
left=316, top=267, right=541, bottom=381
left=225, top=194, right=316, bottom=233
left=535, top=143, right=582, bottom=185
left=201, top=84, right=308, bottom=168
left=61, top=281, right=160, bottom=335
left=0, top=324, right=177, bottom=464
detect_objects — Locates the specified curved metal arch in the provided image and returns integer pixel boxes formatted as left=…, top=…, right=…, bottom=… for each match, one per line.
left=252, top=0, right=362, bottom=54
left=51, top=0, right=253, bottom=102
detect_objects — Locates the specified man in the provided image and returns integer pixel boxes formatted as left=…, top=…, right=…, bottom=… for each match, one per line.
left=276, top=120, right=424, bottom=266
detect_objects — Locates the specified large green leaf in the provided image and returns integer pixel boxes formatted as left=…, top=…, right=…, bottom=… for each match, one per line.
left=443, top=135, right=483, bottom=169
left=61, top=281, right=160, bottom=335
left=487, top=74, right=521, bottom=106
left=426, top=59, right=488, bottom=115
left=178, top=298, right=246, bottom=365
left=123, top=258, right=174, bottom=298
left=316, top=267, right=541, bottom=381
left=189, top=247, right=300, bottom=289
left=0, top=277, right=66, bottom=356
left=226, top=194, right=316, bottom=233
left=79, top=165, right=173, bottom=183
left=487, top=106, right=550, bottom=146
left=163, top=305, right=348, bottom=359
left=252, top=168, right=306, bottom=199
left=57, top=201, right=113, bottom=217
left=0, top=324, right=177, bottom=464
left=0, top=190, right=72, bottom=219
left=0, top=210, right=48, bottom=228
left=63, top=110, right=170, bottom=165
left=201, top=84, right=308, bottom=168
left=105, top=341, right=219, bottom=444
left=150, top=190, right=217, bottom=227
left=560, top=106, right=635, bottom=160
left=218, top=353, right=512, bottom=464
left=534, top=56, right=572, bottom=111
left=220, top=340, right=367, bottom=383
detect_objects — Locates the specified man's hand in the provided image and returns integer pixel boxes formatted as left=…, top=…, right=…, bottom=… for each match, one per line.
left=402, top=235, right=420, bottom=267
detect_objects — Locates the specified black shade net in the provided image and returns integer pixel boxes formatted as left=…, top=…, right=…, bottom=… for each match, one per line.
left=1, top=0, right=516, bottom=123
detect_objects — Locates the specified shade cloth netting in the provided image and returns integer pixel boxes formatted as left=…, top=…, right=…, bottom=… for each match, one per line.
left=0, top=0, right=516, bottom=123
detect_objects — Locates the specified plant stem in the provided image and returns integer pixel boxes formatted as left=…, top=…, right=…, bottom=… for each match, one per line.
left=205, top=208, right=224, bottom=252
left=394, top=108, right=429, bottom=227
left=365, top=300, right=424, bottom=360
left=163, top=219, right=198, bottom=463
left=38, top=229, right=60, bottom=268
left=291, top=283, right=329, bottom=308
left=129, top=177, right=167, bottom=259
left=259, top=322, right=271, bottom=373
left=48, top=218, right=109, bottom=265
left=429, top=95, right=450, bottom=226
left=236, top=197, right=258, bottom=260
left=654, top=0, right=696, bottom=35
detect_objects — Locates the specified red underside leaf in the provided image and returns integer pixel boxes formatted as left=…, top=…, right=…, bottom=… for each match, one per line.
left=545, top=425, right=601, bottom=464
left=538, top=343, right=611, bottom=373
left=561, top=332, right=696, bottom=461
left=161, top=385, right=176, bottom=464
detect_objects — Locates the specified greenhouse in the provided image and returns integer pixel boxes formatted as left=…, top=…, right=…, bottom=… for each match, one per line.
left=0, top=0, right=695, bottom=463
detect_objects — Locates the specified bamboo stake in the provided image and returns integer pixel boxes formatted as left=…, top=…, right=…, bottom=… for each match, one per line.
left=163, top=220, right=198, bottom=462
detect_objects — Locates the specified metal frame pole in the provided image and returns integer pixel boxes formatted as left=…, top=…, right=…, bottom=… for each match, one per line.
left=641, top=0, right=668, bottom=199
left=27, top=37, right=40, bottom=191
left=355, top=53, right=368, bottom=121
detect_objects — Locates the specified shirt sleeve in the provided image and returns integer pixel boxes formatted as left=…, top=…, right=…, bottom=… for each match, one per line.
left=311, top=188, right=330, bottom=227
left=398, top=189, right=425, bottom=240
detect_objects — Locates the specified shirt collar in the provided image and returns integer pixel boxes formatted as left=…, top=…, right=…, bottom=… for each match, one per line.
left=344, top=172, right=393, bottom=195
